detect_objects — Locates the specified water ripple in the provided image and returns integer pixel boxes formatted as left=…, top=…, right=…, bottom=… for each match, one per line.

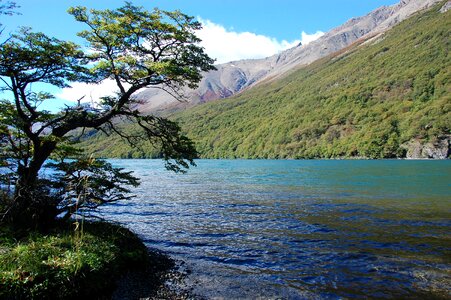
left=103, top=159, right=451, bottom=299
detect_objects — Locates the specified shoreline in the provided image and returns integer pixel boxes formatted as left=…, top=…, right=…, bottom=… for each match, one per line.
left=0, top=221, right=192, bottom=299
left=112, top=255, right=195, bottom=300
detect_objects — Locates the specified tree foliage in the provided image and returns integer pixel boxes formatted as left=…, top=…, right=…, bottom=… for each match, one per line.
left=46, top=154, right=139, bottom=221
left=0, top=0, right=18, bottom=16
left=0, top=2, right=215, bottom=228
left=0, top=0, right=19, bottom=36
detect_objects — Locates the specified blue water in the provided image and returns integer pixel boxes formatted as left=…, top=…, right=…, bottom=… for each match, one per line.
left=101, top=160, right=451, bottom=299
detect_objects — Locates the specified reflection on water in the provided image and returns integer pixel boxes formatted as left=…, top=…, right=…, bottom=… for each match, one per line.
left=101, top=160, right=451, bottom=299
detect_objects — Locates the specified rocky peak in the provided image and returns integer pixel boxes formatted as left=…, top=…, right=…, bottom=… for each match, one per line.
left=136, top=0, right=444, bottom=113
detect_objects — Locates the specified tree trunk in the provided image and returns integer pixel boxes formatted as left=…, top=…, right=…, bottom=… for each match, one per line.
left=7, top=141, right=58, bottom=229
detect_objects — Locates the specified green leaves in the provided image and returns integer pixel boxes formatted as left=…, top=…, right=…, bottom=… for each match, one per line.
left=46, top=155, right=140, bottom=218
left=136, top=115, right=198, bottom=172
left=0, top=28, right=90, bottom=89
left=68, top=2, right=215, bottom=88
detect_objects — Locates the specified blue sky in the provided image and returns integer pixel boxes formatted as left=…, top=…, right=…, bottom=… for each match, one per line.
left=3, top=0, right=400, bottom=63
left=4, top=0, right=398, bottom=44
left=2, top=0, right=400, bottom=109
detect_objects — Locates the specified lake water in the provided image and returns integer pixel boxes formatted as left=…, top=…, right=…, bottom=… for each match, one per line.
left=102, top=159, right=450, bottom=299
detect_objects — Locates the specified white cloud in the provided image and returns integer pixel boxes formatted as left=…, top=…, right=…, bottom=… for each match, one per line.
left=197, top=18, right=299, bottom=64
left=56, top=23, right=325, bottom=104
left=56, top=79, right=125, bottom=105
left=301, top=31, right=325, bottom=45
left=197, top=18, right=324, bottom=64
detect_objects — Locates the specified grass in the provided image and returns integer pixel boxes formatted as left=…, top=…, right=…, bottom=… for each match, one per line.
left=0, top=221, right=172, bottom=299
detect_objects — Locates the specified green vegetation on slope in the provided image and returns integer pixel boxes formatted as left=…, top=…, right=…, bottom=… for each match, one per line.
left=80, top=124, right=163, bottom=159
left=83, top=3, right=450, bottom=159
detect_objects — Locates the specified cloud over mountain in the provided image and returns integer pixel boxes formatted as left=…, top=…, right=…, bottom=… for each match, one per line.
left=197, top=18, right=323, bottom=64
left=56, top=21, right=324, bottom=105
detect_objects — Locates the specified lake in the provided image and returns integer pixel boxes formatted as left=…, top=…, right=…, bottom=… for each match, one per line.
left=102, top=159, right=450, bottom=299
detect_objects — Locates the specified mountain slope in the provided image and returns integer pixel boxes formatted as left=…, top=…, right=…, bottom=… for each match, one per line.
left=81, top=1, right=450, bottom=159
left=135, top=0, right=443, bottom=113
left=173, top=2, right=450, bottom=159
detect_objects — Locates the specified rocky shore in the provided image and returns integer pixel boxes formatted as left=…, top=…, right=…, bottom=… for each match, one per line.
left=402, top=135, right=450, bottom=159
left=113, top=252, right=198, bottom=300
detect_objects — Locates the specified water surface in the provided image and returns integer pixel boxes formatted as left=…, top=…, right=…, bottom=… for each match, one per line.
left=102, top=160, right=451, bottom=299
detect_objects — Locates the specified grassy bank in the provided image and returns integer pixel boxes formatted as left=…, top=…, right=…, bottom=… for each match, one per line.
left=0, top=221, right=173, bottom=299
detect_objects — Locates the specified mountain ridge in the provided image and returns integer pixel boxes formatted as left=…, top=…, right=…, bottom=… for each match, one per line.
left=135, top=0, right=444, bottom=113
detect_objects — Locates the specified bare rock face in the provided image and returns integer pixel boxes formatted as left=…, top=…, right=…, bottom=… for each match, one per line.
left=403, top=136, right=450, bottom=159
left=440, top=1, right=451, bottom=13
left=136, top=0, right=443, bottom=113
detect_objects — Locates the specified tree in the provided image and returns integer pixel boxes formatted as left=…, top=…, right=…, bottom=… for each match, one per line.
left=0, top=0, right=18, bottom=19
left=0, top=0, right=19, bottom=36
left=0, top=2, right=215, bottom=228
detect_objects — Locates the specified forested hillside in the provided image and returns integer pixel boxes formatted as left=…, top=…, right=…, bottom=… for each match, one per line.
left=81, top=3, right=450, bottom=159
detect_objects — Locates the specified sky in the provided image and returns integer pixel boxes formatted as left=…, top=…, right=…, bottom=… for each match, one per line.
left=1, top=0, right=400, bottom=109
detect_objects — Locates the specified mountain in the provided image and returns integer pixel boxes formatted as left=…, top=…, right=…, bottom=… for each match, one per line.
left=135, top=0, right=444, bottom=113
left=81, top=0, right=450, bottom=160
